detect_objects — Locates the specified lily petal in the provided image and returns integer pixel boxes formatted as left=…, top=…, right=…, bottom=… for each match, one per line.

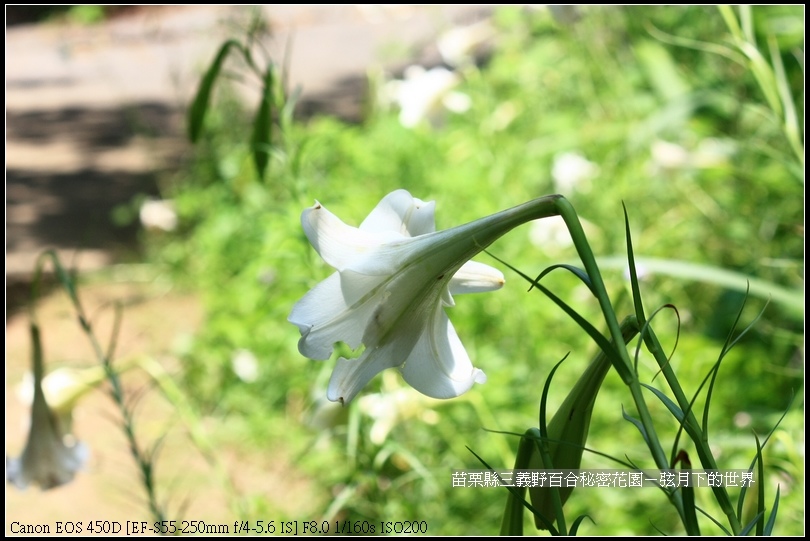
left=289, top=271, right=388, bottom=360
left=327, top=342, right=408, bottom=405
left=327, top=289, right=433, bottom=404
left=360, top=189, right=436, bottom=236
left=400, top=303, right=487, bottom=399
left=449, top=260, right=505, bottom=295
left=302, top=201, right=403, bottom=273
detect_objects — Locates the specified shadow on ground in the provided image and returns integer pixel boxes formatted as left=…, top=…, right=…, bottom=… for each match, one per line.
left=6, top=102, right=184, bottom=316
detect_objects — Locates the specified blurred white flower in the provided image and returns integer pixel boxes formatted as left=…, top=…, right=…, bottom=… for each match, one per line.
left=7, top=331, right=88, bottom=490
left=6, top=414, right=88, bottom=491
left=624, top=263, right=650, bottom=282
left=650, top=138, right=735, bottom=172
left=528, top=215, right=600, bottom=253
left=386, top=66, right=471, bottom=128
left=17, top=365, right=106, bottom=435
left=139, top=198, right=177, bottom=232
left=231, top=349, right=260, bottom=383
left=733, top=411, right=753, bottom=429
left=358, top=373, right=442, bottom=445
left=551, top=151, right=599, bottom=194
left=692, top=138, right=736, bottom=168
left=528, top=215, right=574, bottom=250
left=651, top=140, right=691, bottom=170
left=487, top=101, right=519, bottom=132
left=437, top=19, right=495, bottom=67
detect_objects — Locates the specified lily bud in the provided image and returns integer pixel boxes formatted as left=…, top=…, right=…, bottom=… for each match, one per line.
left=528, top=353, right=611, bottom=529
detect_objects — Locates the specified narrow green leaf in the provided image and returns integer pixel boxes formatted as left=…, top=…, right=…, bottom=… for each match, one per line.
left=718, top=5, right=743, bottom=42
left=534, top=355, right=569, bottom=534
left=188, top=39, right=242, bottom=143
left=622, top=202, right=646, bottom=323
left=641, top=381, right=706, bottom=474
left=467, top=444, right=558, bottom=535
left=641, top=383, right=685, bottom=424
left=705, top=291, right=767, bottom=435
left=696, top=505, right=732, bottom=535
left=621, top=407, right=649, bottom=444
left=531, top=263, right=593, bottom=292
left=569, top=514, right=595, bottom=535
left=681, top=484, right=700, bottom=535
left=740, top=511, right=765, bottom=535
left=676, top=451, right=700, bottom=535
left=763, top=485, right=780, bottom=535
left=252, top=66, right=274, bottom=181
left=769, top=36, right=803, bottom=166
left=754, top=433, right=766, bottom=536
left=539, top=355, right=569, bottom=435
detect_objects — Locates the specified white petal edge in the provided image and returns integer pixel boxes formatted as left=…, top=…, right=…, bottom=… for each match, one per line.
left=301, top=201, right=402, bottom=272
left=289, top=271, right=388, bottom=360
left=327, top=349, right=402, bottom=405
left=449, top=260, right=505, bottom=295
left=399, top=304, right=487, bottom=399
left=327, top=309, right=427, bottom=404
left=359, top=189, right=436, bottom=237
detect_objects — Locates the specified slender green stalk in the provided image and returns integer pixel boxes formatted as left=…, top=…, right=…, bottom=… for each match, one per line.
left=640, top=326, right=742, bottom=534
left=552, top=198, right=687, bottom=525
left=554, top=202, right=667, bottom=436
left=33, top=250, right=166, bottom=524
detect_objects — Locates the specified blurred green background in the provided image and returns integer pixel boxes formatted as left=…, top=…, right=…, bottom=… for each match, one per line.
left=146, top=5, right=803, bottom=535
left=13, top=5, right=803, bottom=536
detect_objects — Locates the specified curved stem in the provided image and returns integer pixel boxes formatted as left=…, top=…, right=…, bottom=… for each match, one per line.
left=552, top=198, right=687, bottom=524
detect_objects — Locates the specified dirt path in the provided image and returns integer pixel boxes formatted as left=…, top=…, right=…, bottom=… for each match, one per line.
left=6, top=5, right=491, bottom=281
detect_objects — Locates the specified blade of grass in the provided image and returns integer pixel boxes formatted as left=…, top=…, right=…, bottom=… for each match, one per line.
left=188, top=39, right=243, bottom=142
left=591, top=256, right=802, bottom=318
left=252, top=65, right=274, bottom=181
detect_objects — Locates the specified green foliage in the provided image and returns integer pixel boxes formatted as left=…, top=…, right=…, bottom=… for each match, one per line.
left=143, top=5, right=802, bottom=535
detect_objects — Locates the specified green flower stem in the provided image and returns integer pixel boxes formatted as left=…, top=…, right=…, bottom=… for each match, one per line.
left=551, top=198, right=686, bottom=523
left=553, top=197, right=635, bottom=383
left=640, top=325, right=742, bottom=534
left=33, top=250, right=166, bottom=524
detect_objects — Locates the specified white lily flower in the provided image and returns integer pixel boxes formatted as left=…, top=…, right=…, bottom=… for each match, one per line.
left=139, top=198, right=178, bottom=232
left=358, top=373, right=443, bottom=445
left=551, top=151, right=599, bottom=194
left=289, top=189, right=559, bottom=404
left=16, top=364, right=106, bottom=436
left=437, top=20, right=496, bottom=67
left=391, top=66, right=471, bottom=128
left=7, top=328, right=88, bottom=490
left=231, top=348, right=260, bottom=383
